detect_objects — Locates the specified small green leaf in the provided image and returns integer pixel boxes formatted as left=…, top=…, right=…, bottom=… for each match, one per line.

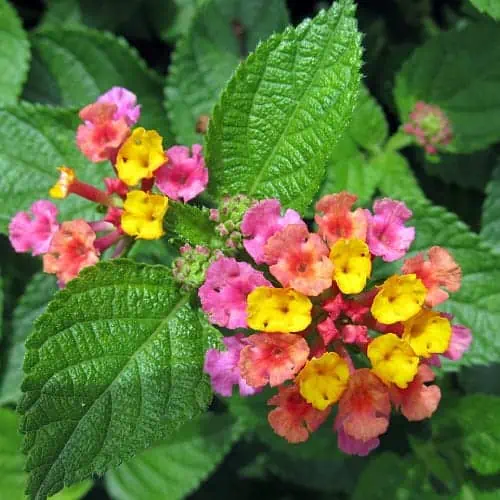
left=157, top=0, right=202, bottom=41
left=105, top=413, right=243, bottom=500
left=0, top=273, right=56, bottom=405
left=164, top=201, right=224, bottom=248
left=469, top=0, right=500, bottom=20
left=206, top=0, right=362, bottom=214
left=0, top=408, right=92, bottom=500
left=373, top=150, right=426, bottom=202
left=0, top=0, right=30, bottom=105
left=409, top=203, right=500, bottom=369
left=127, top=239, right=178, bottom=266
left=481, top=164, right=500, bottom=254
left=0, top=104, right=104, bottom=234
left=31, top=27, right=171, bottom=141
left=165, top=0, right=289, bottom=145
left=19, top=260, right=214, bottom=499
left=395, top=22, right=500, bottom=153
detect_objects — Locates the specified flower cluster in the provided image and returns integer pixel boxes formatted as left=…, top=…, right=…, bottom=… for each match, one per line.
left=8, top=87, right=209, bottom=286
left=202, top=192, right=472, bottom=455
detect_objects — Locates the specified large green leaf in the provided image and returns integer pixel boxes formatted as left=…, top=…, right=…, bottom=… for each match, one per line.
left=408, top=203, right=500, bottom=369
left=19, top=260, right=217, bottom=499
left=105, top=413, right=242, bottom=500
left=0, top=273, right=56, bottom=405
left=0, top=0, right=30, bottom=106
left=395, top=22, right=500, bottom=153
left=165, top=0, right=289, bottom=145
left=0, top=104, right=104, bottom=234
left=481, top=164, right=500, bottom=254
left=31, top=27, right=171, bottom=141
left=206, top=0, right=362, bottom=214
left=469, top=0, right=500, bottom=20
left=0, top=408, right=92, bottom=500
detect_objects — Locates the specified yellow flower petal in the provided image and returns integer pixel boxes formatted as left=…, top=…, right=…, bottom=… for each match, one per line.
left=49, top=166, right=75, bottom=199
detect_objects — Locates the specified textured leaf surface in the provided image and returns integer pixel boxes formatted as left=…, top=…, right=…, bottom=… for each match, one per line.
left=165, top=0, right=289, bottom=145
left=470, top=0, right=500, bottom=20
left=395, top=22, right=500, bottom=153
left=19, top=260, right=215, bottom=499
left=0, top=273, right=56, bottom=405
left=0, top=408, right=92, bottom=500
left=206, top=0, right=362, bottom=213
left=32, top=27, right=171, bottom=140
left=106, top=413, right=242, bottom=500
left=0, top=104, right=104, bottom=234
left=408, top=203, right=500, bottom=369
left=0, top=0, right=30, bottom=105
left=481, top=164, right=500, bottom=254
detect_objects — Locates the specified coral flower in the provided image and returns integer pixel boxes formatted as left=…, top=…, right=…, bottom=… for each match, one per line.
left=268, top=385, right=330, bottom=443
left=43, top=220, right=100, bottom=285
left=239, top=333, right=310, bottom=388
left=314, top=192, right=367, bottom=245
left=156, top=144, right=209, bottom=202
left=97, top=87, right=141, bottom=126
left=199, top=257, right=270, bottom=329
left=264, top=224, right=333, bottom=296
left=402, top=246, right=461, bottom=307
left=241, top=199, right=303, bottom=264
left=9, top=200, right=59, bottom=255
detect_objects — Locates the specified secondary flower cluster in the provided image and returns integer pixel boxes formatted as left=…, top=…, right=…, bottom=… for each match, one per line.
left=8, top=87, right=208, bottom=286
left=202, top=193, right=472, bottom=455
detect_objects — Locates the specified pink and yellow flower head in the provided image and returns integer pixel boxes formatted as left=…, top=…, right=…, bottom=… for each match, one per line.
left=116, top=127, right=165, bottom=186
left=120, top=190, right=168, bottom=240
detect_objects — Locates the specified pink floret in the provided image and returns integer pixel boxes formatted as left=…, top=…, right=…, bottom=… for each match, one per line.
left=444, top=324, right=472, bottom=361
left=97, top=87, right=141, bottom=126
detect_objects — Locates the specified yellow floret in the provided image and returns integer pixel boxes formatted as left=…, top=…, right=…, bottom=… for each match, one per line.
left=330, top=238, right=372, bottom=294
left=116, top=127, right=165, bottom=186
left=49, top=166, right=75, bottom=199
left=367, top=333, right=419, bottom=388
left=402, top=309, right=452, bottom=358
left=247, top=286, right=312, bottom=333
left=297, top=352, right=350, bottom=410
left=371, top=274, right=427, bottom=325
left=121, top=190, right=168, bottom=240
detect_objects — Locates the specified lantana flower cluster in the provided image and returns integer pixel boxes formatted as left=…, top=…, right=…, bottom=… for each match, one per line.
left=8, top=87, right=208, bottom=286
left=202, top=193, right=472, bottom=455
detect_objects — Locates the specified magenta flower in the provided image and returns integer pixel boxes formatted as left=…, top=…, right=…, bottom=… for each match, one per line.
left=9, top=200, right=59, bottom=256
left=241, top=199, right=303, bottom=264
left=97, top=87, right=141, bottom=126
left=198, top=257, right=271, bottom=329
left=444, top=324, right=472, bottom=361
left=156, top=144, right=208, bottom=203
left=204, top=334, right=259, bottom=397
left=366, top=198, right=415, bottom=262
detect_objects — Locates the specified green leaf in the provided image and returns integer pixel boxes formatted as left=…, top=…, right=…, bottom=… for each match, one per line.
left=409, top=203, right=500, bottom=369
left=395, top=22, right=500, bottom=153
left=164, top=201, right=224, bottom=248
left=0, top=408, right=92, bottom=500
left=481, top=164, right=500, bottom=254
left=0, top=0, right=30, bottom=105
left=206, top=0, right=362, bottom=214
left=469, top=0, right=500, bottom=20
left=105, top=413, right=243, bottom=500
left=0, top=104, right=104, bottom=234
left=19, top=260, right=215, bottom=499
left=127, top=239, right=178, bottom=266
left=157, top=0, right=201, bottom=41
left=373, top=150, right=427, bottom=202
left=39, top=0, right=82, bottom=28
left=31, top=27, right=172, bottom=141
left=0, top=273, right=57, bottom=405
left=165, top=0, right=289, bottom=145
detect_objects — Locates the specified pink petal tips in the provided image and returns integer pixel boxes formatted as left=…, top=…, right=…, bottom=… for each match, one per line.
left=97, top=87, right=141, bottom=126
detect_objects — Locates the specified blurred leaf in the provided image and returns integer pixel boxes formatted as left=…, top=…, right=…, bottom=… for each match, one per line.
left=105, top=413, right=243, bottom=500
left=0, top=0, right=30, bottom=106
left=128, top=239, right=178, bottom=266
left=481, top=163, right=500, bottom=254
left=39, top=0, right=82, bottom=28
left=206, top=0, right=362, bottom=214
left=0, top=104, right=104, bottom=234
left=459, top=364, right=500, bottom=396
left=19, top=260, right=215, bottom=499
left=469, top=0, right=500, bottom=20
left=0, top=273, right=56, bottom=405
left=32, top=27, right=172, bottom=142
left=152, top=0, right=202, bottom=41
left=21, top=49, right=62, bottom=105
left=165, top=0, right=289, bottom=144
left=395, top=21, right=500, bottom=153
left=0, top=407, right=92, bottom=500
